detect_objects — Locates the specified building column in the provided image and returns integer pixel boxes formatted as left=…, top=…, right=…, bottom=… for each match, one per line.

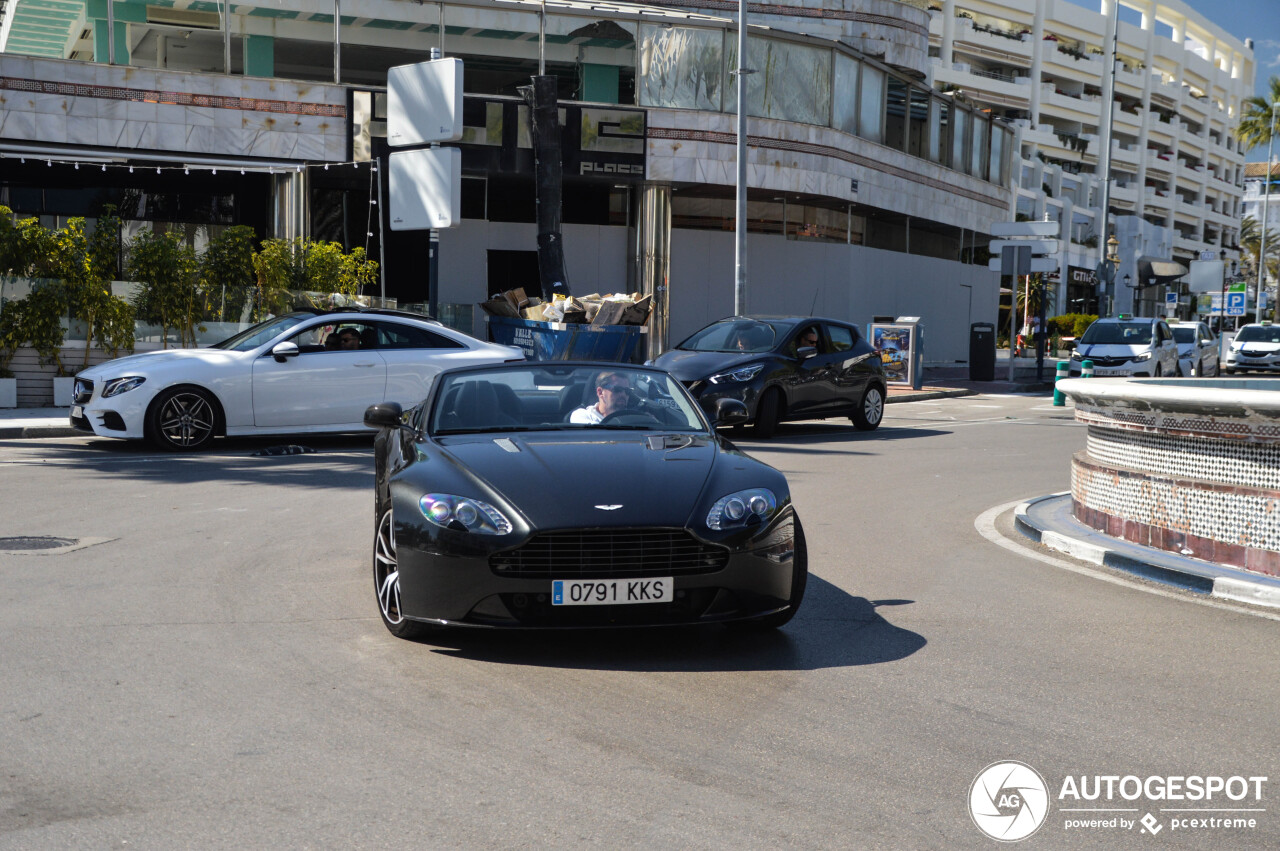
left=941, top=0, right=956, bottom=66
left=632, top=183, right=671, bottom=359
left=271, top=169, right=310, bottom=241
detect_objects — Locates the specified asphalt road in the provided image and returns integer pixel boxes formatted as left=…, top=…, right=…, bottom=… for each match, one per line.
left=1, top=396, right=1276, bottom=849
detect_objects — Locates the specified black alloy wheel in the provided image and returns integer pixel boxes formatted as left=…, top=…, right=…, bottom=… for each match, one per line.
left=753, top=388, right=782, bottom=438
left=852, top=384, right=885, bottom=431
left=374, top=507, right=434, bottom=640
left=147, top=387, right=218, bottom=450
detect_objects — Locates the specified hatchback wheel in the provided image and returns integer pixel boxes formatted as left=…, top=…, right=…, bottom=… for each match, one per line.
left=374, top=507, right=433, bottom=640
left=148, top=387, right=217, bottom=450
left=753, top=388, right=782, bottom=438
left=852, top=384, right=885, bottom=431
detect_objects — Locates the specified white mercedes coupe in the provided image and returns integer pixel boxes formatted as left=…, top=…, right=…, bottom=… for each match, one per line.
left=70, top=309, right=524, bottom=450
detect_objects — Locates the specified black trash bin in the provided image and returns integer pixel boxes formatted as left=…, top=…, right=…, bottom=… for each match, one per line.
left=969, top=322, right=996, bottom=382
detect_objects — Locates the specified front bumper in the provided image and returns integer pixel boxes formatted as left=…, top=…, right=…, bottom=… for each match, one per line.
left=1068, top=361, right=1157, bottom=377
left=682, top=379, right=763, bottom=422
left=1224, top=355, right=1280, bottom=372
left=393, top=510, right=800, bottom=628
left=69, top=378, right=149, bottom=439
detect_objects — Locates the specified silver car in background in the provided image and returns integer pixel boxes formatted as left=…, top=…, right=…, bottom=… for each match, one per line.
left=1169, top=321, right=1219, bottom=377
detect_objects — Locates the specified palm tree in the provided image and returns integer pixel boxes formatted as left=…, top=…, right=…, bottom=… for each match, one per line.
left=1240, top=215, right=1280, bottom=282
left=1235, top=76, right=1280, bottom=151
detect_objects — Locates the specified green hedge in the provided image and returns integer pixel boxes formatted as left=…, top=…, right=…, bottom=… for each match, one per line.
left=1048, top=313, right=1098, bottom=337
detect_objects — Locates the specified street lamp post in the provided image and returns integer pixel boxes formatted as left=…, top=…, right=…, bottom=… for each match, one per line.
left=1257, top=102, right=1280, bottom=322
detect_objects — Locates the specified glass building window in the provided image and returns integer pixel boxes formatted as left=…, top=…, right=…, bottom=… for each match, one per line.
left=951, top=108, right=968, bottom=174
left=970, top=116, right=988, bottom=180
left=725, top=38, right=832, bottom=126
left=833, top=53, right=859, bottom=135
left=859, top=65, right=884, bottom=144
left=908, top=87, right=930, bottom=158
left=637, top=25, right=725, bottom=111
left=885, top=78, right=907, bottom=151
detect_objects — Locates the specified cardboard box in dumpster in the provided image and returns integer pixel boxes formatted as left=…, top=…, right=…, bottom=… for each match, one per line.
left=480, top=289, right=650, bottom=326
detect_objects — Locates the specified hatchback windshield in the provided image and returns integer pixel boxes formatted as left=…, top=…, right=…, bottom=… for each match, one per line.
left=210, top=313, right=315, bottom=352
left=431, top=365, right=707, bottom=434
left=1080, top=321, right=1153, bottom=346
left=680, top=319, right=786, bottom=353
left=1235, top=325, right=1280, bottom=344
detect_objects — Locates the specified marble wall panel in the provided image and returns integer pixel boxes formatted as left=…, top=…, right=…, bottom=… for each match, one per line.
left=1, top=91, right=35, bottom=112
left=0, top=110, right=35, bottom=140
left=66, top=117, right=98, bottom=145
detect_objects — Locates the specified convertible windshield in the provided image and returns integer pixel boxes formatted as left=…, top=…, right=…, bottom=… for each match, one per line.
left=1080, top=321, right=1153, bottom=346
left=431, top=365, right=708, bottom=434
left=1235, top=325, right=1280, bottom=344
left=209, top=313, right=315, bottom=352
left=679, top=319, right=786, bottom=353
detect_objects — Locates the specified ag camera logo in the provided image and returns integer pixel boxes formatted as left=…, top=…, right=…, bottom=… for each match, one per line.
left=969, top=761, right=1050, bottom=842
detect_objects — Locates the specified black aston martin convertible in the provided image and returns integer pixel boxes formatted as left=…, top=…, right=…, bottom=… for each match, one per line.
left=363, top=361, right=806, bottom=637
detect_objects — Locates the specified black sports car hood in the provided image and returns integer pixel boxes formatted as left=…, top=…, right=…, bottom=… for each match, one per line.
left=438, top=432, right=718, bottom=528
left=652, top=349, right=763, bottom=382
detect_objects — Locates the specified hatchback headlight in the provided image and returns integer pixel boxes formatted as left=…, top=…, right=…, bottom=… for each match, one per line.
left=708, top=364, right=765, bottom=384
left=1132, top=352, right=1151, bottom=362
left=707, top=488, right=777, bottom=530
left=1070, top=351, right=1083, bottom=361
left=419, top=493, right=512, bottom=535
left=102, top=376, right=146, bottom=397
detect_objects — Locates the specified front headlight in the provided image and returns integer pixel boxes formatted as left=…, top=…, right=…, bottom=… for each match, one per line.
left=1070, top=351, right=1083, bottom=361
left=706, top=488, right=777, bottom=530
left=1131, top=352, right=1152, bottom=362
left=708, top=364, right=765, bottom=384
left=419, top=493, right=512, bottom=535
left=102, top=376, right=146, bottom=397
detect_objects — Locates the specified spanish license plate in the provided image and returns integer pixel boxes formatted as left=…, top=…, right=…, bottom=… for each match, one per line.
left=552, top=577, right=673, bottom=606
left=71, top=405, right=83, bottom=419
left=1094, top=367, right=1128, bottom=377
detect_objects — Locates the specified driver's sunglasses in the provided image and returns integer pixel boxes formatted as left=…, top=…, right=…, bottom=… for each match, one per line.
left=601, top=383, right=630, bottom=393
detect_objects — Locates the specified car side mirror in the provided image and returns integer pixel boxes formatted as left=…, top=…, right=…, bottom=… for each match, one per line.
left=364, top=402, right=404, bottom=430
left=714, top=398, right=749, bottom=426
left=796, top=345, right=818, bottom=360
left=271, top=341, right=299, bottom=362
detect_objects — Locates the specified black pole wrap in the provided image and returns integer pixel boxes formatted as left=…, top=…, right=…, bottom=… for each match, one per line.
left=519, top=75, right=571, bottom=298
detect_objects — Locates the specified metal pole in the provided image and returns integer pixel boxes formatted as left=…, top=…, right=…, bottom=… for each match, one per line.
left=1257, top=103, right=1279, bottom=320
left=1095, top=0, right=1120, bottom=315
left=375, top=158, right=387, bottom=305
left=333, top=0, right=341, bottom=84
left=538, top=0, right=546, bottom=76
left=439, top=3, right=445, bottom=54
left=223, top=0, right=232, bottom=73
left=733, top=0, right=749, bottom=315
left=107, top=0, right=115, bottom=65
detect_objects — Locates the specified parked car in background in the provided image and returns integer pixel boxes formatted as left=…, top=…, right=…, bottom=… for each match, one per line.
left=1068, top=316, right=1179, bottom=377
left=650, top=316, right=888, bottom=438
left=1223, top=322, right=1280, bottom=374
left=364, top=361, right=806, bottom=636
left=70, top=309, right=523, bottom=450
left=1169, top=321, right=1219, bottom=377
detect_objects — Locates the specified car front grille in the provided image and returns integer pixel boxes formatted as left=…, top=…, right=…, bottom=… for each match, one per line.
left=490, top=529, right=730, bottom=578
left=1086, top=355, right=1129, bottom=366
left=73, top=379, right=94, bottom=404
left=1241, top=350, right=1274, bottom=359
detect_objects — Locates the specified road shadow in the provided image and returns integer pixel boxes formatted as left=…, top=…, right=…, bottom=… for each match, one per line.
left=724, top=424, right=953, bottom=455
left=420, top=575, right=926, bottom=672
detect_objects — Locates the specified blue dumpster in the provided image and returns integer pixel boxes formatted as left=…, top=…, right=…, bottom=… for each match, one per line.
left=488, top=316, right=647, bottom=363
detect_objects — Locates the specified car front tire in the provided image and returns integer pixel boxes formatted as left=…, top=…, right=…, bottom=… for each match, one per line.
left=147, top=386, right=219, bottom=451
left=852, top=383, right=885, bottom=431
left=728, top=516, right=808, bottom=631
left=374, top=507, right=435, bottom=641
left=753, top=388, right=782, bottom=438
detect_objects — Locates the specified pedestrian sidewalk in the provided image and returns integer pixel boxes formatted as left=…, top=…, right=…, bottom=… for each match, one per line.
left=0, top=408, right=82, bottom=439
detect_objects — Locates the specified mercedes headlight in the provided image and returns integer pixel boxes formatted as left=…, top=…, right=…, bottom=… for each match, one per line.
left=708, top=364, right=765, bottom=384
left=419, top=493, right=512, bottom=535
left=707, top=488, right=777, bottom=530
left=101, top=376, right=146, bottom=397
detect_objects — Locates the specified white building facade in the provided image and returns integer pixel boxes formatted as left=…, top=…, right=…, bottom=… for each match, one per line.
left=929, top=0, right=1252, bottom=318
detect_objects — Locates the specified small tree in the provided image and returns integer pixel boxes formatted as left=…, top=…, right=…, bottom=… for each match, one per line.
left=128, top=227, right=201, bottom=348
left=55, top=211, right=135, bottom=371
left=251, top=238, right=304, bottom=319
left=199, top=225, right=257, bottom=322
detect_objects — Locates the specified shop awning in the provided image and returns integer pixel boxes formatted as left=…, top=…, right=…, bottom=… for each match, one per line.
left=1135, top=256, right=1189, bottom=285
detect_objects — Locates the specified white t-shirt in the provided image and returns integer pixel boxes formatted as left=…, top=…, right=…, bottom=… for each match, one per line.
left=570, top=404, right=603, bottom=424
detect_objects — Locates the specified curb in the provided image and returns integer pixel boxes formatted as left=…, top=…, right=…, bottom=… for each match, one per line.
left=1014, top=493, right=1280, bottom=609
left=886, top=388, right=976, bottom=403
left=0, top=426, right=84, bottom=439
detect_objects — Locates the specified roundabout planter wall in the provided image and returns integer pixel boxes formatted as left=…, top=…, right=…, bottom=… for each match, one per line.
left=1056, top=377, right=1280, bottom=576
